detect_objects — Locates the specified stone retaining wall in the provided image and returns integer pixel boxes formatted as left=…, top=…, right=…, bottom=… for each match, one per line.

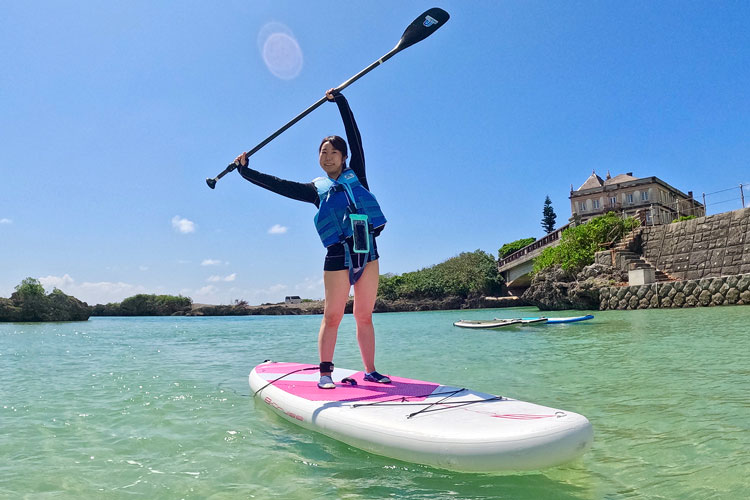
left=640, top=207, right=750, bottom=280
left=599, top=273, right=750, bottom=310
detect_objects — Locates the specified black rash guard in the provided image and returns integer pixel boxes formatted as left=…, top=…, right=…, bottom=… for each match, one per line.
left=236, top=93, right=380, bottom=272
left=236, top=93, right=370, bottom=207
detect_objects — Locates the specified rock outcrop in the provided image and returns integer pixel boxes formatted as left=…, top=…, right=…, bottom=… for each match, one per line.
left=521, top=264, right=627, bottom=311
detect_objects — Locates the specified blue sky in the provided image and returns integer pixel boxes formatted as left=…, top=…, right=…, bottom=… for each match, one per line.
left=2, top=1, right=749, bottom=305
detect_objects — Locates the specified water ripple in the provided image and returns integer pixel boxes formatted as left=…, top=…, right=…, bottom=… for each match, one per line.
left=1, top=308, right=749, bottom=498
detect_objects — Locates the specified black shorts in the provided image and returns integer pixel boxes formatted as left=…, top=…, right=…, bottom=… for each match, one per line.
left=324, top=238, right=379, bottom=272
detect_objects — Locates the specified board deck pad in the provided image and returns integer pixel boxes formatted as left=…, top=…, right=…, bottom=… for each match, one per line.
left=250, top=361, right=594, bottom=471
left=255, top=362, right=440, bottom=402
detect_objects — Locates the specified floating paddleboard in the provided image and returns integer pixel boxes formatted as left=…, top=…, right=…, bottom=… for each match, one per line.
left=453, top=318, right=522, bottom=329
left=250, top=361, right=593, bottom=472
left=544, top=315, right=594, bottom=324
left=456, top=318, right=548, bottom=329
left=514, top=317, right=549, bottom=325
left=511, top=315, right=594, bottom=324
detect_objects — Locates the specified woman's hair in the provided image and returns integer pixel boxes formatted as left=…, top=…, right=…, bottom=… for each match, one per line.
left=319, top=135, right=348, bottom=167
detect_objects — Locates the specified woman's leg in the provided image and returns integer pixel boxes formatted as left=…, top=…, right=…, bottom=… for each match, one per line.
left=352, top=259, right=380, bottom=373
left=318, top=269, right=350, bottom=375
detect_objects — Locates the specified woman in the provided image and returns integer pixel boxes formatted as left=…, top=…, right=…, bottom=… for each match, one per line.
left=234, top=89, right=390, bottom=389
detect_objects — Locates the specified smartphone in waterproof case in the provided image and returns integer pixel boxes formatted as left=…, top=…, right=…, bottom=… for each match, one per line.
left=349, top=214, right=370, bottom=254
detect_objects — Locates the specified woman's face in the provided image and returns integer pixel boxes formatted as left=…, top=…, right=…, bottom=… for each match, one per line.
left=319, top=141, right=345, bottom=178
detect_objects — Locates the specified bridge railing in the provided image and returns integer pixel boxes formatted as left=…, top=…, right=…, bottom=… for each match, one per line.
left=497, top=223, right=571, bottom=268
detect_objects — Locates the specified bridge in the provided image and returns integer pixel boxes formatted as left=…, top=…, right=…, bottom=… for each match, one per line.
left=497, top=223, right=571, bottom=291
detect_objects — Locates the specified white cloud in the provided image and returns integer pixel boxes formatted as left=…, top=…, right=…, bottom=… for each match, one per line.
left=293, top=276, right=325, bottom=299
left=182, top=281, right=291, bottom=305
left=33, top=272, right=324, bottom=306
left=193, top=285, right=219, bottom=302
left=180, top=275, right=331, bottom=306
left=172, top=216, right=196, bottom=234
left=0, top=218, right=12, bottom=224
left=268, top=224, right=288, bottom=234
left=37, top=274, right=148, bottom=304
left=207, top=273, right=237, bottom=283
left=32, top=273, right=321, bottom=308
left=201, top=259, right=224, bottom=266
left=39, top=274, right=75, bottom=291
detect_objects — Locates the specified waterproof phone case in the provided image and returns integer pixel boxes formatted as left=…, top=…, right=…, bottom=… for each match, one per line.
left=350, top=214, right=370, bottom=254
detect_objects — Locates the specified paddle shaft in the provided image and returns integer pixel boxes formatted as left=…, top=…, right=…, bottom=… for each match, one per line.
left=210, top=48, right=401, bottom=185
left=205, top=8, right=449, bottom=189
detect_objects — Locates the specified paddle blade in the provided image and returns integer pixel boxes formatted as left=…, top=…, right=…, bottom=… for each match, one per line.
left=396, top=8, right=450, bottom=52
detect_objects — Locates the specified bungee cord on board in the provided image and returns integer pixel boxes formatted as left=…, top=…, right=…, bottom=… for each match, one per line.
left=253, top=362, right=508, bottom=419
left=351, top=388, right=506, bottom=419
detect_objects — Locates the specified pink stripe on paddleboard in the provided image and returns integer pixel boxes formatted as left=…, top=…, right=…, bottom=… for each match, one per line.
left=256, top=363, right=440, bottom=403
left=256, top=362, right=318, bottom=374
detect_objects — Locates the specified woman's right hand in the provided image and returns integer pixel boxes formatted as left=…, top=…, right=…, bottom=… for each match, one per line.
left=325, top=88, right=338, bottom=101
left=234, top=152, right=248, bottom=168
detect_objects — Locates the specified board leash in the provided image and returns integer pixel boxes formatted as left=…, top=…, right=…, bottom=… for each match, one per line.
left=252, top=360, right=320, bottom=398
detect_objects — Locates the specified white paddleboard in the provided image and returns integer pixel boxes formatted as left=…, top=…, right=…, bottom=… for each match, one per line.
left=453, top=318, right=522, bottom=329
left=250, top=361, right=593, bottom=472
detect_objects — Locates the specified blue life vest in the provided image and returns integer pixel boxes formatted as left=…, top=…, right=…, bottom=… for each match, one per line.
left=313, top=168, right=386, bottom=248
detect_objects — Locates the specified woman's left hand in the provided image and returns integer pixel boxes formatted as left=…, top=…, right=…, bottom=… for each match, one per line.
left=325, top=88, right=338, bottom=101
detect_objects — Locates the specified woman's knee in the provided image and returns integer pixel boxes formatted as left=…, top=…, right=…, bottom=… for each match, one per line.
left=353, top=308, right=373, bottom=326
left=322, top=308, right=345, bottom=327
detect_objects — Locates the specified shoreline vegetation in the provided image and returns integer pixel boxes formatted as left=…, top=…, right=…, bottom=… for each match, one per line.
left=2, top=250, right=517, bottom=322
left=5, top=210, right=747, bottom=322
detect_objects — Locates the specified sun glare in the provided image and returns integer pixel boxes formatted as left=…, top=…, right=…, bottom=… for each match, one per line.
left=257, top=22, right=303, bottom=80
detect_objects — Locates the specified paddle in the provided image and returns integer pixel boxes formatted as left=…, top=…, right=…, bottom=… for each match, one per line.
left=206, top=7, right=450, bottom=189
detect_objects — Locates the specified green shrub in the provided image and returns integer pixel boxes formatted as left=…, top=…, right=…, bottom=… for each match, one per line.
left=378, top=250, right=503, bottom=300
left=1, top=278, right=90, bottom=322
left=498, top=237, right=536, bottom=259
left=92, top=294, right=192, bottom=316
left=533, top=212, right=640, bottom=273
left=672, top=215, right=697, bottom=223
left=12, top=278, right=48, bottom=321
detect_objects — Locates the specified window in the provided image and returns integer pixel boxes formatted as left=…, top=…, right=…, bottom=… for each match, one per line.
left=578, top=201, right=587, bottom=212
left=626, top=193, right=634, bottom=204
left=592, top=199, right=600, bottom=209
left=641, top=191, right=649, bottom=201
left=610, top=196, right=617, bottom=207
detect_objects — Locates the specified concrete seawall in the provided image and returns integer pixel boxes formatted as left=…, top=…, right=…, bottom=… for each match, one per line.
left=640, top=207, right=750, bottom=279
left=599, top=273, right=750, bottom=310
left=596, top=207, right=750, bottom=310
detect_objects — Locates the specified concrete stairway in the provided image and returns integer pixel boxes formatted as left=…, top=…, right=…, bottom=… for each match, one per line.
left=611, top=227, right=675, bottom=282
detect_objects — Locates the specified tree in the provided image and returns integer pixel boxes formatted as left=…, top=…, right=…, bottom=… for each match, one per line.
left=541, top=195, right=557, bottom=234
left=498, top=237, right=536, bottom=259
left=2, top=278, right=91, bottom=322
left=11, top=277, right=48, bottom=321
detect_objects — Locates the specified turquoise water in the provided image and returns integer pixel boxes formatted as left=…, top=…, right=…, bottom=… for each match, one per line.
left=1, top=306, right=748, bottom=499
